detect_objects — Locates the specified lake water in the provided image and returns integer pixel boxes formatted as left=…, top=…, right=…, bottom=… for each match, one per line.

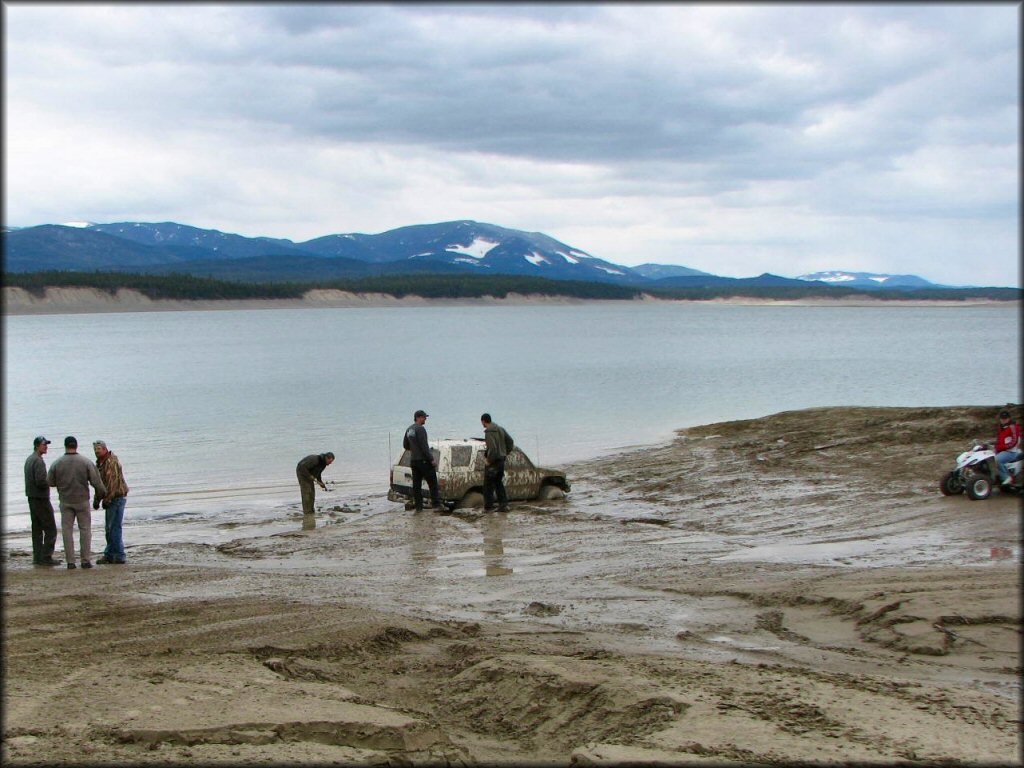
left=3, top=302, right=1020, bottom=532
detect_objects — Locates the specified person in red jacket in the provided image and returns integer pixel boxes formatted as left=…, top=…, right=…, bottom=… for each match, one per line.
left=994, top=409, right=1022, bottom=485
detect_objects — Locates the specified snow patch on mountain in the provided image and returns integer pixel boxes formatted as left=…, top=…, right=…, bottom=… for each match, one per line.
left=557, top=250, right=579, bottom=264
left=63, top=221, right=94, bottom=228
left=797, top=270, right=938, bottom=289
left=525, top=251, right=550, bottom=266
left=446, top=237, right=500, bottom=259
left=800, top=271, right=903, bottom=284
left=807, top=272, right=853, bottom=283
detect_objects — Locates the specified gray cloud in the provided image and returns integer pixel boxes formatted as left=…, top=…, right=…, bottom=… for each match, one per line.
left=4, top=3, right=1018, bottom=286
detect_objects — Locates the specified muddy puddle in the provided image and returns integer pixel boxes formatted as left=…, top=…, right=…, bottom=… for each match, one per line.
left=11, top=466, right=1012, bottom=670
left=4, top=404, right=1020, bottom=666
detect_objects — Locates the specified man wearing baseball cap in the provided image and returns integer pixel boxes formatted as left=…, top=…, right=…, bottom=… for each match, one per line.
left=403, top=409, right=442, bottom=511
left=24, top=436, right=59, bottom=566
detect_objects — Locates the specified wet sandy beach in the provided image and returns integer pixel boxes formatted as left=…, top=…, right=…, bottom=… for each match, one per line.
left=5, top=285, right=1016, bottom=315
left=2, top=405, right=1020, bottom=764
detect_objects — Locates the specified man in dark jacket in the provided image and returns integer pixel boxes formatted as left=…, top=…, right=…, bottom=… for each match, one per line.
left=481, top=413, right=512, bottom=512
left=296, top=452, right=335, bottom=517
left=404, top=410, right=441, bottom=511
left=25, top=436, right=59, bottom=566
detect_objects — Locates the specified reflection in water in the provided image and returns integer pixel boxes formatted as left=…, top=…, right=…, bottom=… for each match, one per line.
left=483, top=512, right=513, bottom=577
left=408, top=511, right=439, bottom=572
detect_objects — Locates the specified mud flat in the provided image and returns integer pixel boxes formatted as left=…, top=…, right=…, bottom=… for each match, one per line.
left=2, top=405, right=1020, bottom=765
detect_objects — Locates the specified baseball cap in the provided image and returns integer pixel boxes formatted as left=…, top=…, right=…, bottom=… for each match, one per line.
left=64, top=436, right=78, bottom=448
left=33, top=436, right=51, bottom=447
left=414, top=409, right=429, bottom=418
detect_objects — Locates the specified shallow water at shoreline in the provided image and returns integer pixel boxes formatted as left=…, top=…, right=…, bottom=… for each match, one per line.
left=5, top=303, right=1020, bottom=533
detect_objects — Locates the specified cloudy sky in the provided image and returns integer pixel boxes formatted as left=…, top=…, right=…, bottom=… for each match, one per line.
left=4, top=3, right=1019, bottom=286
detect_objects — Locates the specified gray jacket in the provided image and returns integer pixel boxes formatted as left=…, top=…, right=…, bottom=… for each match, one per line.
left=47, top=452, right=106, bottom=504
left=24, top=453, right=50, bottom=499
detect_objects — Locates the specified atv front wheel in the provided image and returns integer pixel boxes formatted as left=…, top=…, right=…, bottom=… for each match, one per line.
left=939, top=471, right=963, bottom=496
left=965, top=475, right=992, bottom=501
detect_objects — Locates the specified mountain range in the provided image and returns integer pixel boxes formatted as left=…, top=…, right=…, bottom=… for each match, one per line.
left=2, top=219, right=958, bottom=290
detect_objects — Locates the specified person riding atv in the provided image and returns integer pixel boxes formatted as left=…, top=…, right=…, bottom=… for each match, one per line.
left=939, top=407, right=1024, bottom=500
left=994, top=408, right=1022, bottom=486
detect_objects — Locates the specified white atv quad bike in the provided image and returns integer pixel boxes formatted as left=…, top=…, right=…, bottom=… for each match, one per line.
left=939, top=443, right=1023, bottom=500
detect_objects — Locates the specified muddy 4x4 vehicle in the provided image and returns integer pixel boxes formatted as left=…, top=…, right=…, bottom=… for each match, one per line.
left=388, top=438, right=570, bottom=509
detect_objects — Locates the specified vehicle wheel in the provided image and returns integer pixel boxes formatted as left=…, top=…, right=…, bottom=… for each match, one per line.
left=537, top=484, right=565, bottom=500
left=965, top=475, right=992, bottom=501
left=939, top=471, right=963, bottom=496
left=456, top=491, right=484, bottom=509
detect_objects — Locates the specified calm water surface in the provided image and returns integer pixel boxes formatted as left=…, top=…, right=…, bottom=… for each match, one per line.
left=4, top=303, right=1020, bottom=531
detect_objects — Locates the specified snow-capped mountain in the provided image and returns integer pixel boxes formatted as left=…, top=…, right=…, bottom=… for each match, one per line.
left=5, top=220, right=980, bottom=291
left=299, top=220, right=642, bottom=283
left=797, top=271, right=940, bottom=290
left=2, top=219, right=645, bottom=283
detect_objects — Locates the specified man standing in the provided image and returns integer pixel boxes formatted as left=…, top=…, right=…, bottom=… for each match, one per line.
left=481, top=413, right=512, bottom=512
left=25, top=436, right=60, bottom=566
left=404, top=410, right=442, bottom=511
left=93, top=440, right=129, bottom=565
left=296, top=451, right=335, bottom=519
left=47, top=436, right=106, bottom=570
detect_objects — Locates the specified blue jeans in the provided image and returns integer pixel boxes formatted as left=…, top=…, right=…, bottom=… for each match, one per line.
left=995, top=450, right=1021, bottom=482
left=104, top=496, right=127, bottom=561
